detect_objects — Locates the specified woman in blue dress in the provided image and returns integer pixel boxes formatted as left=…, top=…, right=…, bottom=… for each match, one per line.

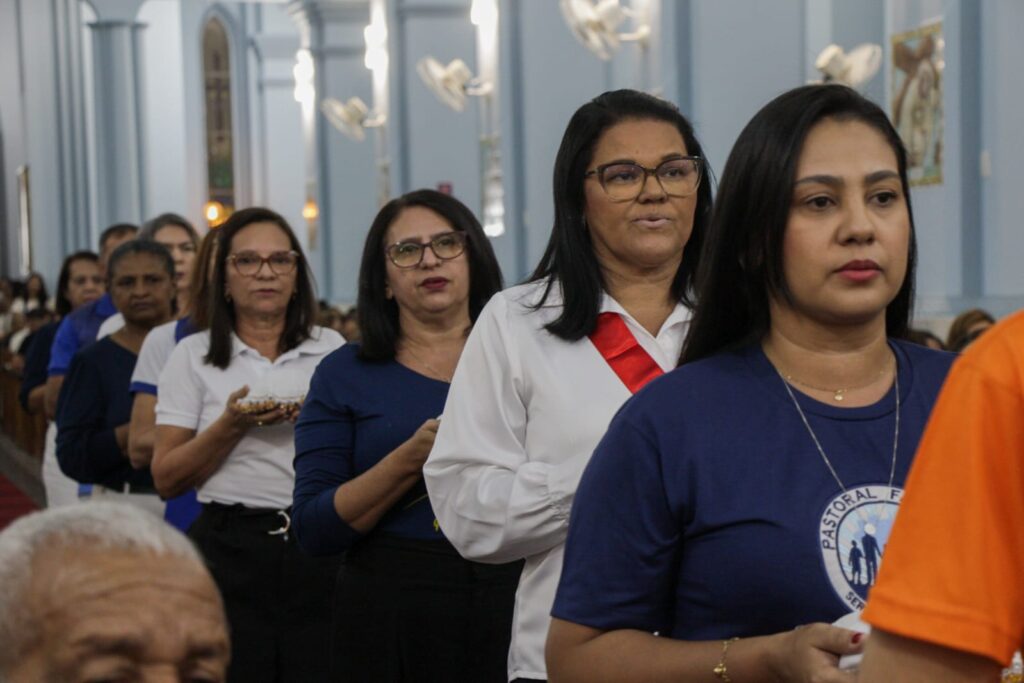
left=547, top=85, right=956, bottom=683
left=292, top=189, right=520, bottom=683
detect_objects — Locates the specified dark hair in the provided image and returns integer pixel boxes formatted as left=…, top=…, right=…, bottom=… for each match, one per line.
left=357, top=189, right=504, bottom=360
left=905, top=328, right=945, bottom=351
left=139, top=212, right=200, bottom=246
left=186, top=230, right=219, bottom=331
left=528, top=89, right=713, bottom=341
left=22, top=272, right=47, bottom=307
left=55, top=251, right=99, bottom=317
left=205, top=207, right=318, bottom=369
left=681, top=84, right=917, bottom=364
left=99, top=223, right=139, bottom=251
left=107, top=240, right=176, bottom=282
left=25, top=308, right=50, bottom=322
left=946, top=308, right=995, bottom=352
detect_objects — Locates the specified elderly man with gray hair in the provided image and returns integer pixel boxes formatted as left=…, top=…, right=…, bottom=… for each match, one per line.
left=0, top=502, right=230, bottom=682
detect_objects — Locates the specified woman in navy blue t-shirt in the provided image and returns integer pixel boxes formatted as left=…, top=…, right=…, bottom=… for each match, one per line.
left=292, top=190, right=521, bottom=683
left=547, top=86, right=956, bottom=682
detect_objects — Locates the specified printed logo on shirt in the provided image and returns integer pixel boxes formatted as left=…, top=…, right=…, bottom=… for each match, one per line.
left=818, top=485, right=903, bottom=611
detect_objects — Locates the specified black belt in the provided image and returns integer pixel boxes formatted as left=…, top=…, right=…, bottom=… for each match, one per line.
left=201, top=501, right=292, bottom=539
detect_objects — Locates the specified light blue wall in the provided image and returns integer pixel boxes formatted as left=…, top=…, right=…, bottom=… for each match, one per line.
left=980, top=0, right=1024, bottom=304
left=0, top=0, right=27, bottom=275
left=690, top=0, right=805, bottom=179
left=139, top=0, right=189, bottom=218
left=1, top=0, right=1022, bottom=319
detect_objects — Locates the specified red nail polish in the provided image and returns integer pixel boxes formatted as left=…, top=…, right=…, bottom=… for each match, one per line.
left=852, top=633, right=863, bottom=645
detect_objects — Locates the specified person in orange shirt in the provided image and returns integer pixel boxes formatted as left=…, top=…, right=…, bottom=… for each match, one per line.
left=859, top=310, right=1024, bottom=682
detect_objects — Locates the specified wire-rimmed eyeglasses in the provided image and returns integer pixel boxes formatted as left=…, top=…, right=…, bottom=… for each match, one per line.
left=585, top=156, right=704, bottom=202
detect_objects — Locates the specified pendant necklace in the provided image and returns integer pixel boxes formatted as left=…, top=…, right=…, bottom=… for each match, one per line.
left=775, top=364, right=900, bottom=492
left=782, top=362, right=890, bottom=402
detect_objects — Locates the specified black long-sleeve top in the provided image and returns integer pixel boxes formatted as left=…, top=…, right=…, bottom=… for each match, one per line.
left=56, top=336, right=154, bottom=490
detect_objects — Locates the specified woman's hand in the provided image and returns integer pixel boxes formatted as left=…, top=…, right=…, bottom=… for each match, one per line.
left=766, top=623, right=863, bottom=683
left=221, top=386, right=288, bottom=431
left=395, top=419, right=440, bottom=473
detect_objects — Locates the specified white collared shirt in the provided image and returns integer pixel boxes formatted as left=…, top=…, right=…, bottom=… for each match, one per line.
left=424, top=280, right=689, bottom=680
left=97, top=312, right=124, bottom=339
left=130, top=319, right=180, bottom=394
left=156, top=326, right=343, bottom=509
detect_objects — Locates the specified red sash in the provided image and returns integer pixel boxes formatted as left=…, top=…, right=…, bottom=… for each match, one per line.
left=588, top=312, right=664, bottom=394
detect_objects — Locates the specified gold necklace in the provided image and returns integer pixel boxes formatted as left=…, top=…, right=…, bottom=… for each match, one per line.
left=782, top=359, right=893, bottom=402
left=401, top=345, right=454, bottom=383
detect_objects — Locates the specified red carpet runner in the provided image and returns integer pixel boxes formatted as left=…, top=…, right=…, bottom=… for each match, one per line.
left=0, top=474, right=38, bottom=531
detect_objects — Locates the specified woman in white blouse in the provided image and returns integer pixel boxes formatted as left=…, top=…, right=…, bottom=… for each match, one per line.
left=152, top=207, right=343, bottom=683
left=423, top=89, right=713, bottom=683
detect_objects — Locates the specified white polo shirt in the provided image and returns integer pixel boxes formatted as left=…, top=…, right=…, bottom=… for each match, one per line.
left=130, top=319, right=181, bottom=395
left=423, top=280, right=689, bottom=681
left=156, top=326, right=343, bottom=509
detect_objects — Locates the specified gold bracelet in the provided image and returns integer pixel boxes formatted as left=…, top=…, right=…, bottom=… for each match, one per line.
left=712, top=637, right=740, bottom=682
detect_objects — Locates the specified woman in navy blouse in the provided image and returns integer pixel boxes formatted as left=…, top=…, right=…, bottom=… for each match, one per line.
left=292, top=189, right=520, bottom=683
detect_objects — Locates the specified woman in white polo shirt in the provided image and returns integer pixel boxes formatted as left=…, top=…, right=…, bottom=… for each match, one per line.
left=423, top=89, right=713, bottom=683
left=153, top=207, right=343, bottom=683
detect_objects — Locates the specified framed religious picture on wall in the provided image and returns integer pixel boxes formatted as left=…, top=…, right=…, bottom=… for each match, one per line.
left=890, top=19, right=944, bottom=187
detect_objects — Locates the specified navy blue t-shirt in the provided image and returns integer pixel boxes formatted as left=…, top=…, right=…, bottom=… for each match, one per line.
left=292, top=343, right=449, bottom=556
left=55, top=336, right=153, bottom=490
left=553, top=340, right=955, bottom=639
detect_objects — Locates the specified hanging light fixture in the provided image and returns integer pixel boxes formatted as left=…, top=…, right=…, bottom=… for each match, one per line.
left=417, top=0, right=505, bottom=236
left=319, top=0, right=391, bottom=206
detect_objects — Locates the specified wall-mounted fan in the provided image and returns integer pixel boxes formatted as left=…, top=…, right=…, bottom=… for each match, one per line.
left=416, top=57, right=493, bottom=112
left=815, top=43, right=882, bottom=89
left=320, top=97, right=384, bottom=142
left=559, top=0, right=650, bottom=61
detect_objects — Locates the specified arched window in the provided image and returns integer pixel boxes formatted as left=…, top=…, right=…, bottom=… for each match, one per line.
left=202, top=17, right=234, bottom=222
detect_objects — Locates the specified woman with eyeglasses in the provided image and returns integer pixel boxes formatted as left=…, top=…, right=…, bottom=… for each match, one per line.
left=291, top=190, right=519, bottom=683
left=545, top=85, right=955, bottom=683
left=423, top=89, right=712, bottom=683
left=152, top=207, right=343, bottom=683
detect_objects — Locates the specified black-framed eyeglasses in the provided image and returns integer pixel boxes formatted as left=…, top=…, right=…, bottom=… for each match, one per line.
left=585, top=156, right=704, bottom=202
left=228, top=250, right=300, bottom=276
left=386, top=231, right=468, bottom=269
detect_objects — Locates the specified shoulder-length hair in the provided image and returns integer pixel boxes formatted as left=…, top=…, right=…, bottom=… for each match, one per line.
left=23, top=272, right=48, bottom=308
left=946, top=308, right=994, bottom=352
left=528, top=89, right=713, bottom=341
left=680, top=84, right=917, bottom=365
left=187, top=230, right=219, bottom=332
left=55, top=251, right=99, bottom=317
left=139, top=212, right=200, bottom=247
left=205, top=207, right=318, bottom=369
left=357, top=189, right=504, bottom=361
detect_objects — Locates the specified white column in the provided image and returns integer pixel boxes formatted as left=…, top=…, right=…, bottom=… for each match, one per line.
left=87, top=0, right=147, bottom=226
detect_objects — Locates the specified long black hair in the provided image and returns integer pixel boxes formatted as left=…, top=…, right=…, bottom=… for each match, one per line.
left=205, top=208, right=318, bottom=369
left=529, top=89, right=713, bottom=341
left=680, top=84, right=917, bottom=365
left=55, top=251, right=99, bottom=317
left=357, top=189, right=503, bottom=361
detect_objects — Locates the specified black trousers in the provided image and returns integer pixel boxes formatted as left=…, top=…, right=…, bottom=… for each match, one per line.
left=189, top=503, right=341, bottom=683
left=332, top=534, right=523, bottom=683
